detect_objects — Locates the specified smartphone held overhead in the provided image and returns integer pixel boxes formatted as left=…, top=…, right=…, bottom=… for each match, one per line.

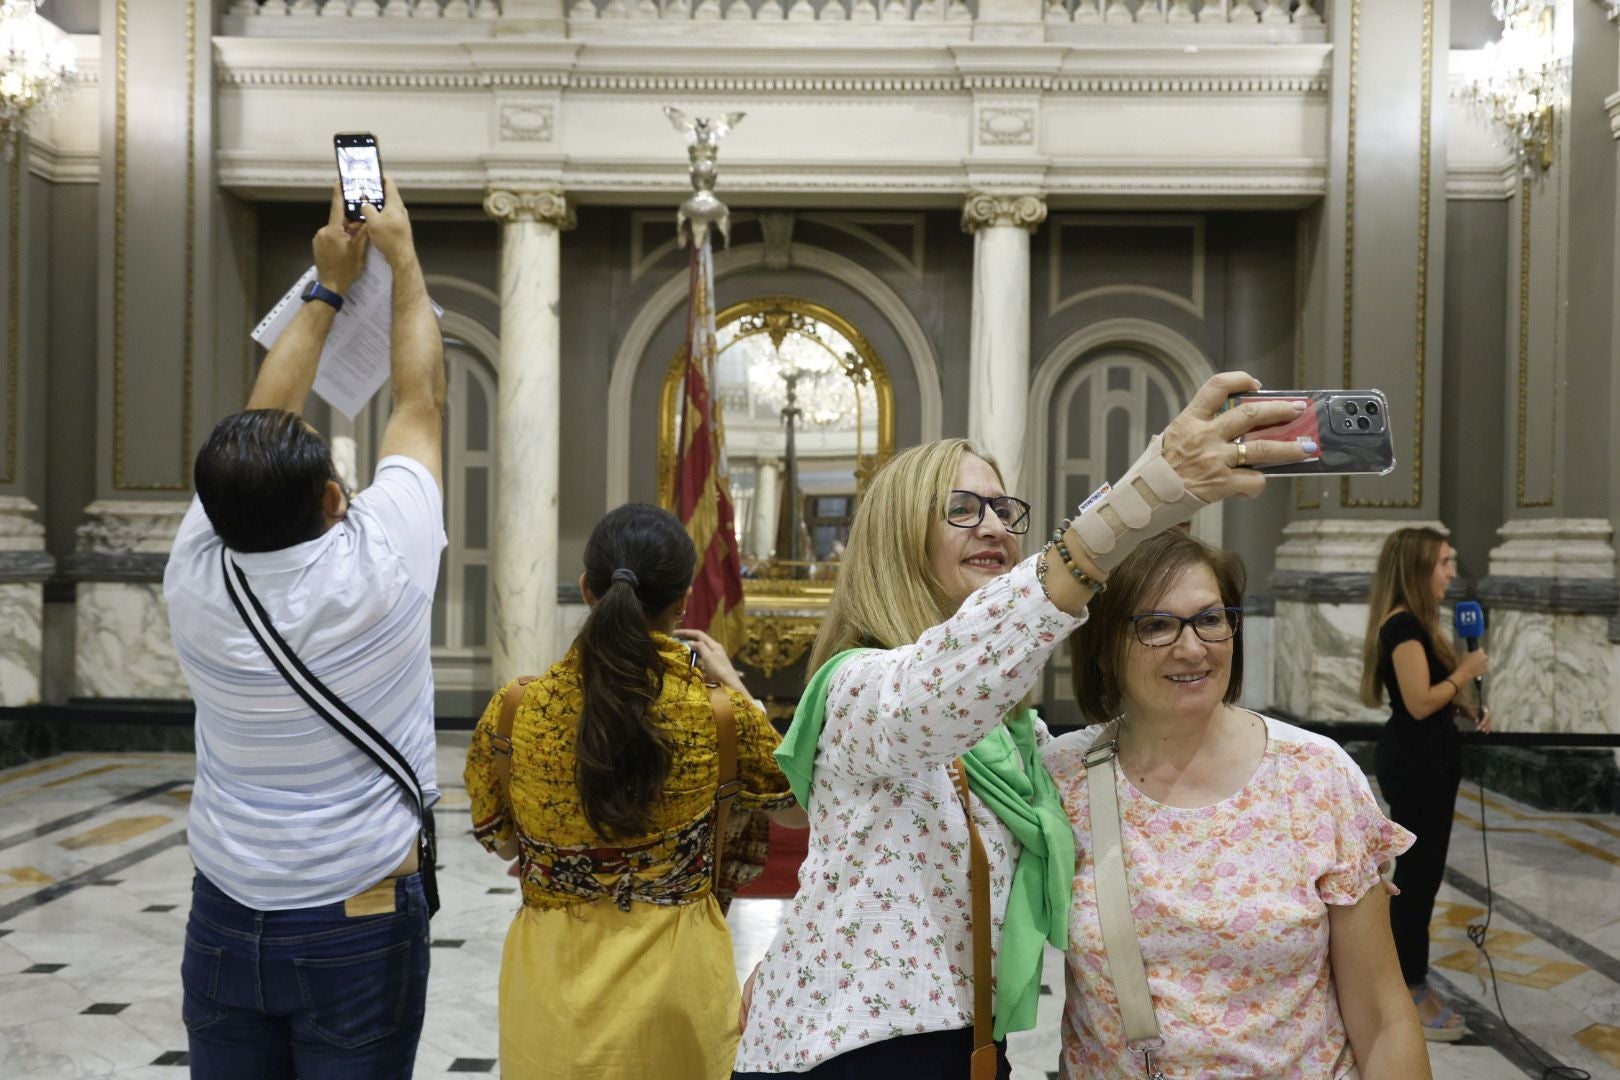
left=1230, top=389, right=1397, bottom=477
left=334, top=132, right=385, bottom=222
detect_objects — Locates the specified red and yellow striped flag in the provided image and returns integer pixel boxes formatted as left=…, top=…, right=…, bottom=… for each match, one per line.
left=674, top=240, right=747, bottom=653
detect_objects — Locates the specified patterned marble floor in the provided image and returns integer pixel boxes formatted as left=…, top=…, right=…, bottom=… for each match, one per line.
left=0, top=736, right=1616, bottom=1079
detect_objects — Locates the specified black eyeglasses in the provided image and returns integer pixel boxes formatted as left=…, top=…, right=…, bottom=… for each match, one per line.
left=1126, top=607, right=1242, bottom=648
left=944, top=491, right=1031, bottom=535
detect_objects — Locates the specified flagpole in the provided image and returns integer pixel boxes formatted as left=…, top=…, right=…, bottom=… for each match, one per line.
left=666, top=107, right=749, bottom=655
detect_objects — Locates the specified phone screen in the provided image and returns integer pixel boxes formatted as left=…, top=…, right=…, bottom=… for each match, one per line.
left=335, top=141, right=383, bottom=214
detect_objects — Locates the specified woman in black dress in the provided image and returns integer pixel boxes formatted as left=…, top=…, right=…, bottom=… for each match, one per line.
left=1358, top=527, right=1491, bottom=1041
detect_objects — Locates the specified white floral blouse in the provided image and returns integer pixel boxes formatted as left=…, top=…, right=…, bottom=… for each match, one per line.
left=734, top=555, right=1083, bottom=1072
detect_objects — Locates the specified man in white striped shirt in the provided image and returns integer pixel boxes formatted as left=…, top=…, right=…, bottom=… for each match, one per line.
left=164, top=179, right=446, bottom=1080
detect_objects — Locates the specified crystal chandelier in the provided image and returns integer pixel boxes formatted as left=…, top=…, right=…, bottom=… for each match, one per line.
left=1461, top=0, right=1566, bottom=171
left=0, top=0, right=76, bottom=143
left=732, top=308, right=874, bottom=431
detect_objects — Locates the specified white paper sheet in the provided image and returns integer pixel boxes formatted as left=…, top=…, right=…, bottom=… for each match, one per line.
left=250, top=248, right=441, bottom=420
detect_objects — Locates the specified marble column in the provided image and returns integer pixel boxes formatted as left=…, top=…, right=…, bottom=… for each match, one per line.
left=483, top=188, right=574, bottom=684
left=752, top=457, right=780, bottom=561
left=962, top=192, right=1045, bottom=498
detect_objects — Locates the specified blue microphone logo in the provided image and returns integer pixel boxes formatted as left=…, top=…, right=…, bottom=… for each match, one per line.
left=1454, top=600, right=1485, bottom=643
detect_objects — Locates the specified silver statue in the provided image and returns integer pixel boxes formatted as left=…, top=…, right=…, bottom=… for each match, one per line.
left=665, top=106, right=745, bottom=249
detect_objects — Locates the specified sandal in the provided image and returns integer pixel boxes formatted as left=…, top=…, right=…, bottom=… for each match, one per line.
left=1410, top=984, right=1467, bottom=1043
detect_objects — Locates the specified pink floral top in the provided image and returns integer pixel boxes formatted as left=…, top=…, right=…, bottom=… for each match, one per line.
left=734, top=556, right=1083, bottom=1072
left=1043, top=717, right=1414, bottom=1080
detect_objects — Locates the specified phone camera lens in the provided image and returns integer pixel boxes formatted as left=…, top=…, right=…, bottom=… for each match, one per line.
left=1344, top=401, right=1359, bottom=416
left=1356, top=416, right=1372, bottom=431
left=1365, top=401, right=1379, bottom=415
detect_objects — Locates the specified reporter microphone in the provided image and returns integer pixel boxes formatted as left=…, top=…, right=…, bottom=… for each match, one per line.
left=1454, top=600, right=1486, bottom=691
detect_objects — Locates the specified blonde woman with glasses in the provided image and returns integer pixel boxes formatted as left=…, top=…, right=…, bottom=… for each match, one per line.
left=733, top=373, right=1313, bottom=1080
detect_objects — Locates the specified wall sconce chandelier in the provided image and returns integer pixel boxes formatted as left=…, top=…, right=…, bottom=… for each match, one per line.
left=1461, top=0, right=1566, bottom=172
left=0, top=0, right=76, bottom=145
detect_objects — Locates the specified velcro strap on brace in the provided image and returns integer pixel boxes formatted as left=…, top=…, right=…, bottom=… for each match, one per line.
left=1070, top=435, right=1208, bottom=573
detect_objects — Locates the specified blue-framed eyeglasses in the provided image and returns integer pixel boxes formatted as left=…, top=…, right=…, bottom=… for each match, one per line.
left=943, top=490, right=1031, bottom=535
left=1126, top=607, right=1242, bottom=648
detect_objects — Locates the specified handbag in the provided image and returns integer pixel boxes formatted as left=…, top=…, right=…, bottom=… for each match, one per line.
left=492, top=673, right=742, bottom=901
left=950, top=759, right=1000, bottom=1080
left=221, top=550, right=441, bottom=918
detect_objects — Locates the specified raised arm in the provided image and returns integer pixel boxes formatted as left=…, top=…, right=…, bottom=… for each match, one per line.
left=245, top=187, right=370, bottom=413
left=361, top=177, right=446, bottom=490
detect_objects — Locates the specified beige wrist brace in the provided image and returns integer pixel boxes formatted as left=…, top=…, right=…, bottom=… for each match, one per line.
left=1068, top=435, right=1208, bottom=574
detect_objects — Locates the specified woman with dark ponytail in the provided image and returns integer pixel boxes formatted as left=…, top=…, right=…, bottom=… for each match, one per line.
left=465, top=504, right=799, bottom=1080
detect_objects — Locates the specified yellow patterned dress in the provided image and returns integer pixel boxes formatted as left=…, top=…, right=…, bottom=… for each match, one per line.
left=465, top=635, right=794, bottom=1080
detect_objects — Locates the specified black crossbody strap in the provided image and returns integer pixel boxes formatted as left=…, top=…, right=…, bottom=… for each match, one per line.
left=220, top=549, right=427, bottom=819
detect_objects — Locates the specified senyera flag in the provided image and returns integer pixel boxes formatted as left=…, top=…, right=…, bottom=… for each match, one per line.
left=673, top=240, right=747, bottom=654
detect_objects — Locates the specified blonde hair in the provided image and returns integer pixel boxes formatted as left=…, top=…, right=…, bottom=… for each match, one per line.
left=1359, top=526, right=1456, bottom=707
left=807, top=439, right=1010, bottom=674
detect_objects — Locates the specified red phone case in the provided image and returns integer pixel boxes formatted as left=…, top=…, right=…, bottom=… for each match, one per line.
left=1236, top=396, right=1320, bottom=454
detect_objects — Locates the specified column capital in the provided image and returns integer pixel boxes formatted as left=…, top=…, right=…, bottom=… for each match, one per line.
left=960, top=191, right=1047, bottom=234
left=483, top=188, right=576, bottom=229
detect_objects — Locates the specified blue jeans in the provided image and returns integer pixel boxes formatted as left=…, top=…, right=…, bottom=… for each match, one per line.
left=181, top=871, right=431, bottom=1080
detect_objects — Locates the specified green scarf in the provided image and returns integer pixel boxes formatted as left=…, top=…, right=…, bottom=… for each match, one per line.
left=774, top=648, right=1075, bottom=1039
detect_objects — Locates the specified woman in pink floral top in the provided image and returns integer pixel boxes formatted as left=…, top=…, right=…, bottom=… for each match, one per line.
left=735, top=374, right=1317, bottom=1079
left=1045, top=532, right=1430, bottom=1079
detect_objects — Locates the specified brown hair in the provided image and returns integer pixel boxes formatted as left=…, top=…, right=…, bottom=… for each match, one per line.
left=807, top=438, right=1012, bottom=674
left=1359, top=527, right=1455, bottom=707
left=1068, top=531, right=1246, bottom=726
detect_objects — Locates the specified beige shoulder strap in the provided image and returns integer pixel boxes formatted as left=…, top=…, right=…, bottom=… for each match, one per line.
left=708, top=683, right=739, bottom=890
left=491, top=676, right=538, bottom=808
left=1084, top=726, right=1166, bottom=1080
left=951, top=760, right=998, bottom=1080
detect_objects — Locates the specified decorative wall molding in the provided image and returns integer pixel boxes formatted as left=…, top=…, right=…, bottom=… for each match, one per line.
left=498, top=102, right=555, bottom=141
left=1046, top=214, right=1205, bottom=318
left=977, top=106, right=1035, bottom=146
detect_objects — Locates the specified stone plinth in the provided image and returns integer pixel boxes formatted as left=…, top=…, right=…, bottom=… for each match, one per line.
left=69, top=500, right=190, bottom=700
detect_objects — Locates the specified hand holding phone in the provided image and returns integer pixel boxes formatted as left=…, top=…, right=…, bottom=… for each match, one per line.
left=1231, top=389, right=1396, bottom=476
left=334, top=132, right=384, bottom=222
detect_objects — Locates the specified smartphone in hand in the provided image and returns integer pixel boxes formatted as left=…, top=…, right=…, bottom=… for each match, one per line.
left=333, top=132, right=384, bottom=222
left=1231, top=389, right=1396, bottom=476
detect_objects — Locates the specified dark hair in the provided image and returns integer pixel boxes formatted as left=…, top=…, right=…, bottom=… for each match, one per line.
left=193, top=410, right=337, bottom=553
left=1069, top=531, right=1246, bottom=726
left=575, top=503, right=697, bottom=839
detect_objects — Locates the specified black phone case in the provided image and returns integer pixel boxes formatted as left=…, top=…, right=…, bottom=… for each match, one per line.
left=1234, top=389, right=1397, bottom=477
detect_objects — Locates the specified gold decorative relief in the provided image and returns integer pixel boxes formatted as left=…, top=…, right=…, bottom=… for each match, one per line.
left=736, top=615, right=822, bottom=680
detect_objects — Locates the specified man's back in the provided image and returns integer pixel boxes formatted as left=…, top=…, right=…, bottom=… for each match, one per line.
left=165, top=455, right=446, bottom=910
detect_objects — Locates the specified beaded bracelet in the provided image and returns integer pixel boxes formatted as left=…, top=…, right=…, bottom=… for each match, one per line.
left=1050, top=519, right=1108, bottom=594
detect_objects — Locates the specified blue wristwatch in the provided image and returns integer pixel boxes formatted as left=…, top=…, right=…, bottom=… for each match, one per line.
left=300, top=279, right=345, bottom=312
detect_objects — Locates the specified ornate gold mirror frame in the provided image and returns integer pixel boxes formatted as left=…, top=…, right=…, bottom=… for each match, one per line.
left=657, top=296, right=895, bottom=679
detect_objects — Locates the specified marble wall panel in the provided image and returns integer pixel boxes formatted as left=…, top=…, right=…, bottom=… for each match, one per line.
left=0, top=584, right=42, bottom=706
left=1488, top=609, right=1556, bottom=733
left=1239, top=614, right=1274, bottom=715
left=1306, top=602, right=1386, bottom=724
left=1549, top=614, right=1614, bottom=734
left=75, top=583, right=187, bottom=699
left=1274, top=601, right=1311, bottom=716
